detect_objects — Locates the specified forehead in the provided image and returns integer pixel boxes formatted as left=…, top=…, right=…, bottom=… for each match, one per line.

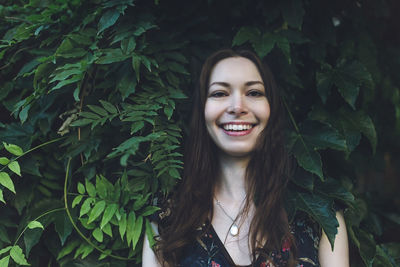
left=208, top=57, right=263, bottom=85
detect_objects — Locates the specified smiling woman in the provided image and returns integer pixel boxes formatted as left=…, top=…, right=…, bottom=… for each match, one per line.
left=142, top=49, right=349, bottom=267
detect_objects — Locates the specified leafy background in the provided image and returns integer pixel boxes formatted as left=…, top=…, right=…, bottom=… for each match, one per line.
left=0, top=0, right=399, bottom=266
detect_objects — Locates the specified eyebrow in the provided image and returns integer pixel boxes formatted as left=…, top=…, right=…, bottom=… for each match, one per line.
left=209, top=81, right=264, bottom=88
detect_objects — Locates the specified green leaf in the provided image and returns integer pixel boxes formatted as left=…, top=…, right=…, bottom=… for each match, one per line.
left=102, top=223, right=112, bottom=237
left=24, top=228, right=42, bottom=257
left=79, top=111, right=101, bottom=120
left=85, top=179, right=96, bottom=197
left=77, top=182, right=85, bottom=194
left=54, top=212, right=73, bottom=246
left=0, top=172, right=15, bottom=193
left=168, top=168, right=180, bottom=179
left=0, top=157, right=9, bottom=165
left=0, top=256, right=9, bottom=267
left=98, top=9, right=121, bottom=34
left=354, top=228, right=376, bottom=266
left=0, top=246, right=12, bottom=256
left=88, top=200, right=106, bottom=224
left=0, top=189, right=4, bottom=203
left=72, top=195, right=83, bottom=208
left=294, top=192, right=338, bottom=249
left=130, top=121, right=145, bottom=134
left=80, top=197, right=95, bottom=217
left=126, top=211, right=136, bottom=246
left=145, top=219, right=155, bottom=248
left=232, top=26, right=260, bottom=46
left=141, top=206, right=160, bottom=217
left=99, top=100, right=118, bottom=114
left=131, top=216, right=143, bottom=250
left=87, top=105, right=108, bottom=117
left=121, top=37, right=136, bottom=54
left=27, top=221, right=44, bottom=230
left=57, top=240, right=80, bottom=260
left=118, top=72, right=137, bottom=100
left=10, top=245, right=29, bottom=266
left=7, top=161, right=21, bottom=176
left=288, top=134, right=324, bottom=180
left=3, top=143, right=23, bottom=156
left=119, top=212, right=127, bottom=240
left=301, top=121, right=347, bottom=151
left=100, top=203, right=118, bottom=229
left=316, top=67, right=334, bottom=104
left=280, top=0, right=305, bottom=29
left=251, top=33, right=276, bottom=59
left=92, top=228, right=103, bottom=242
left=70, top=118, right=93, bottom=127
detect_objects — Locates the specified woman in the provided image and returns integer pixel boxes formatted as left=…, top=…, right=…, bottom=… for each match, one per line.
left=142, top=49, right=349, bottom=266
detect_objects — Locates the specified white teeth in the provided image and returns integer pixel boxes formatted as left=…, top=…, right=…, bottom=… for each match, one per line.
left=222, top=124, right=253, bottom=131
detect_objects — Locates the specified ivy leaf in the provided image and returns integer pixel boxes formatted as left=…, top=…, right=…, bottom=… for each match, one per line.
left=0, top=157, right=9, bottom=165
left=27, top=220, right=44, bottom=230
left=2, top=142, right=23, bottom=156
left=294, top=192, right=338, bottom=249
left=80, top=197, right=95, bottom=217
left=0, top=172, right=16, bottom=193
left=145, top=219, right=155, bottom=248
left=119, top=212, right=127, bottom=240
left=289, top=134, right=324, bottom=180
left=10, top=245, right=29, bottom=266
left=54, top=212, right=73, bottom=246
left=279, top=0, right=305, bottom=29
left=87, top=105, right=108, bottom=117
left=232, top=26, right=260, bottom=46
left=77, top=182, right=85, bottom=194
left=0, top=189, right=4, bottom=204
left=131, top=216, right=143, bottom=251
left=85, top=179, right=96, bottom=197
left=353, top=228, right=376, bottom=266
left=87, top=200, right=106, bottom=224
left=141, top=206, right=160, bottom=217
left=57, top=240, right=80, bottom=260
left=92, top=228, right=103, bottom=242
left=315, top=177, right=355, bottom=207
left=102, top=223, right=112, bottom=237
left=251, top=33, right=276, bottom=59
left=291, top=167, right=314, bottom=191
left=0, top=246, right=12, bottom=256
left=99, top=100, right=118, bottom=114
left=126, top=211, right=136, bottom=246
left=301, top=121, right=347, bottom=151
left=0, top=256, right=10, bottom=267
left=117, top=72, right=137, bottom=100
left=316, top=68, right=334, bottom=103
left=98, top=9, right=121, bottom=34
left=72, top=195, right=83, bottom=208
left=100, top=203, right=118, bottom=229
left=8, top=161, right=21, bottom=176
left=24, top=228, right=42, bottom=257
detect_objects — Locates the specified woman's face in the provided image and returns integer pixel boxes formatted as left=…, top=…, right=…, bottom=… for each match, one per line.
left=204, top=57, right=271, bottom=157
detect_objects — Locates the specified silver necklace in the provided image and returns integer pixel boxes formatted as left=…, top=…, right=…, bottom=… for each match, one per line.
left=215, top=198, right=240, bottom=236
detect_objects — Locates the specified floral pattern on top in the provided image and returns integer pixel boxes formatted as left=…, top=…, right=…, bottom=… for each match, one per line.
left=177, top=215, right=320, bottom=267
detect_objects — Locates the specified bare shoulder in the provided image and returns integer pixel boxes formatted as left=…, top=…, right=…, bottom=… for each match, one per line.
left=318, top=211, right=349, bottom=267
left=142, top=222, right=162, bottom=267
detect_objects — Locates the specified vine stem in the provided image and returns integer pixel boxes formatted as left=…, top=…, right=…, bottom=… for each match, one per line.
left=13, top=207, right=65, bottom=246
left=63, top=158, right=133, bottom=261
left=1, top=137, right=65, bottom=172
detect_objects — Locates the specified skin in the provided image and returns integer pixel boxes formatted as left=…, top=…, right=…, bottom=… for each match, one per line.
left=142, top=56, right=350, bottom=266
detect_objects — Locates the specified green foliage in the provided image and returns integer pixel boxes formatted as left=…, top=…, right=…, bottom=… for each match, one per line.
left=0, top=0, right=399, bottom=266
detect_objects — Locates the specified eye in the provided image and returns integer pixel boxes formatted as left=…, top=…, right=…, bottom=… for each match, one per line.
left=209, top=91, right=228, bottom=98
left=247, top=90, right=265, bottom=97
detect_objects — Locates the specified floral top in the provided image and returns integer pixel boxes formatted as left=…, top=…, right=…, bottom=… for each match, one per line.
left=177, top=215, right=320, bottom=267
left=154, top=205, right=321, bottom=267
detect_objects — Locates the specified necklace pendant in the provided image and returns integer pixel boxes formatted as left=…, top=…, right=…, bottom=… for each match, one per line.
left=230, top=224, right=239, bottom=236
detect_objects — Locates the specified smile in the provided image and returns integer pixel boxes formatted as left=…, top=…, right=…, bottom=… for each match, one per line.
left=219, top=122, right=256, bottom=136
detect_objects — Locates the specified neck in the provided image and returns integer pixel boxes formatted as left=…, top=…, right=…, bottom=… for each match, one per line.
left=215, top=153, right=249, bottom=203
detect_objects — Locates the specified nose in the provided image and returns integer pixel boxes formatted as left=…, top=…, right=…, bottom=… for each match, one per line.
left=227, top=94, right=247, bottom=115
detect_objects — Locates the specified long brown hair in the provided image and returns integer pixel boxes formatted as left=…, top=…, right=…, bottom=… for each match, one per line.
left=156, top=49, right=296, bottom=266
